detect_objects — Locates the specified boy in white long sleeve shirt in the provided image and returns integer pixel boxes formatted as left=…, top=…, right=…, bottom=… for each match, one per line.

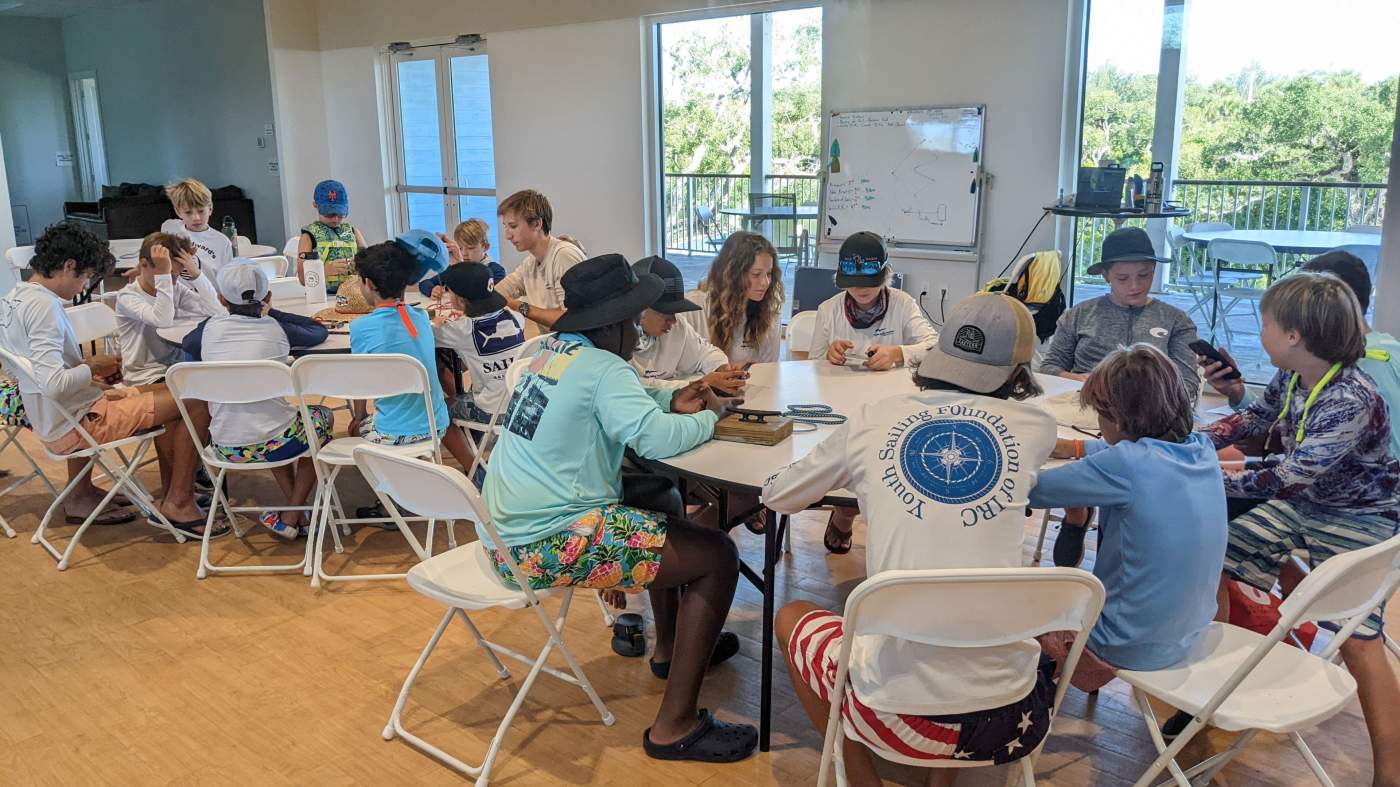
left=114, top=232, right=223, bottom=385
left=804, top=232, right=937, bottom=370
left=159, top=178, right=233, bottom=280
left=629, top=256, right=749, bottom=393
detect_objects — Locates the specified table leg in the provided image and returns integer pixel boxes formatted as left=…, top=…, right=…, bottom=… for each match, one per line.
left=760, top=507, right=778, bottom=752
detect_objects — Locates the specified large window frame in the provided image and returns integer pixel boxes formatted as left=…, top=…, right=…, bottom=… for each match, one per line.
left=383, top=39, right=497, bottom=237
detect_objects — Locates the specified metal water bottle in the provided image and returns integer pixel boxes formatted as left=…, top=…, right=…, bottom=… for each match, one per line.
left=221, top=216, right=239, bottom=255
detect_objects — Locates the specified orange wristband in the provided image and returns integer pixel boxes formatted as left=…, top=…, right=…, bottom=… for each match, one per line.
left=1073, top=439, right=1085, bottom=459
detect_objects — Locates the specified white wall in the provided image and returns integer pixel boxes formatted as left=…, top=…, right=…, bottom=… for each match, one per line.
left=62, top=0, right=286, bottom=243
left=820, top=0, right=1073, bottom=304
left=318, top=47, right=392, bottom=243
left=0, top=16, right=80, bottom=239
left=266, top=0, right=330, bottom=245
left=0, top=134, right=17, bottom=256
left=489, top=17, right=650, bottom=261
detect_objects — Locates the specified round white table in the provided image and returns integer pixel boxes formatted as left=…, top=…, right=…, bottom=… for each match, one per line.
left=1180, top=228, right=1380, bottom=255
left=155, top=291, right=429, bottom=353
left=114, top=243, right=279, bottom=271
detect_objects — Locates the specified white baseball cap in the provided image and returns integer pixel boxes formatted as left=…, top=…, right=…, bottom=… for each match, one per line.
left=216, top=262, right=270, bottom=305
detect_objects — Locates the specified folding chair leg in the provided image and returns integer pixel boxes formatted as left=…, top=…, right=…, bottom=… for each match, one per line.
left=0, top=515, right=13, bottom=539
left=1020, top=755, right=1036, bottom=786
left=197, top=466, right=313, bottom=580
left=1129, top=688, right=1195, bottom=787
left=1290, top=731, right=1337, bottom=787
left=593, top=591, right=616, bottom=627
left=1184, top=728, right=1257, bottom=784
left=1385, top=631, right=1400, bottom=661
left=453, top=608, right=510, bottom=679
left=1032, top=510, right=1054, bottom=565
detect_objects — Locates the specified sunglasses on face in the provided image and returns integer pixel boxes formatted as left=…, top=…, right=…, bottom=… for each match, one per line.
left=839, top=255, right=886, bottom=276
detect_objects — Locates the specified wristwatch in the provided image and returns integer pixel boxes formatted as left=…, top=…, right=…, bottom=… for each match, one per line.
left=519, top=300, right=531, bottom=317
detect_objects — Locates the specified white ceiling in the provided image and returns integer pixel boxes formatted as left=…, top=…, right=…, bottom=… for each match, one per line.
left=0, top=0, right=149, bottom=18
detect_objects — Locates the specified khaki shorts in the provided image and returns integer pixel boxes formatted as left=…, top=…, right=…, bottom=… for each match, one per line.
left=45, top=387, right=160, bottom=456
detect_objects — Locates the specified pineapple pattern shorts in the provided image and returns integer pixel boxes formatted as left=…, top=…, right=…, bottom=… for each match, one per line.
left=492, top=504, right=666, bottom=593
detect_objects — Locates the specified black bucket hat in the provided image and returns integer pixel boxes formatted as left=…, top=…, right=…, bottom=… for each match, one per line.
left=836, top=231, right=890, bottom=288
left=552, top=253, right=665, bottom=333
left=632, top=255, right=700, bottom=315
left=440, top=263, right=508, bottom=318
left=1086, top=226, right=1170, bottom=275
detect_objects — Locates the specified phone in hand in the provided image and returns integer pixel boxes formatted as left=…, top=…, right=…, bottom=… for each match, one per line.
left=1189, top=339, right=1242, bottom=380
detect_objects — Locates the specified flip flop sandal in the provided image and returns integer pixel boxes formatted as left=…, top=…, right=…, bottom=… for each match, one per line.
left=149, top=515, right=231, bottom=541
left=823, top=518, right=853, bottom=555
left=64, top=508, right=138, bottom=526
left=650, top=631, right=741, bottom=679
left=741, top=512, right=766, bottom=534
left=643, top=709, right=757, bottom=763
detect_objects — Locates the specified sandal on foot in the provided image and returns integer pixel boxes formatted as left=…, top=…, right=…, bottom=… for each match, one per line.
left=643, top=709, right=757, bottom=763
left=64, top=508, right=137, bottom=526
left=259, top=512, right=308, bottom=541
left=742, top=511, right=766, bottom=534
left=650, top=631, right=740, bottom=679
left=823, top=518, right=853, bottom=555
left=150, top=515, right=230, bottom=540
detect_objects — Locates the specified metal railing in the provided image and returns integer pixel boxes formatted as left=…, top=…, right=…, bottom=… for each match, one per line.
left=662, top=173, right=821, bottom=257
left=1071, top=179, right=1387, bottom=283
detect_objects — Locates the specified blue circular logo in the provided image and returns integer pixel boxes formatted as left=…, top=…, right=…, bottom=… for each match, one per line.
left=899, top=419, right=1003, bottom=505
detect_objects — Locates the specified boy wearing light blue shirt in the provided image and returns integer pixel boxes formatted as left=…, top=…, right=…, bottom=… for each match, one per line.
left=1031, top=345, right=1227, bottom=689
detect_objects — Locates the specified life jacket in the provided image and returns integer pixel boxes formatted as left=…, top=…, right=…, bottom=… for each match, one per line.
left=982, top=250, right=1066, bottom=343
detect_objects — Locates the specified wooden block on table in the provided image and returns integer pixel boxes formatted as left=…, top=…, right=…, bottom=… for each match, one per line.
left=713, top=413, right=793, bottom=446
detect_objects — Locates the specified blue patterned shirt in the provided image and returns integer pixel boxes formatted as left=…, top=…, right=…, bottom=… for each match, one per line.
left=1204, top=365, right=1399, bottom=520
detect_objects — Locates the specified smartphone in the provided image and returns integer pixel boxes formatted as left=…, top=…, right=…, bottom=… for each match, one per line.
left=1189, top=339, right=1242, bottom=380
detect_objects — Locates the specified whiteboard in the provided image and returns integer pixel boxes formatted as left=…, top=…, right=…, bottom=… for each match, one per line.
left=822, top=106, right=985, bottom=248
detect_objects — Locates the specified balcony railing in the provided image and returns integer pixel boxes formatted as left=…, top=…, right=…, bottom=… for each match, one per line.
left=1072, top=179, right=1388, bottom=283
left=662, top=173, right=821, bottom=257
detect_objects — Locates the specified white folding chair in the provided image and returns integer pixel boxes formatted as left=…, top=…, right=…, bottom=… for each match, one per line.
left=356, top=446, right=614, bottom=783
left=0, top=348, right=186, bottom=569
left=0, top=372, right=59, bottom=539
left=65, top=301, right=121, bottom=356
left=0, top=256, right=18, bottom=298
left=268, top=276, right=304, bottom=301
left=166, top=361, right=320, bottom=579
left=786, top=309, right=816, bottom=358
left=454, top=333, right=551, bottom=465
left=1332, top=243, right=1381, bottom=289
left=817, top=567, right=1105, bottom=787
left=251, top=255, right=289, bottom=279
left=290, top=353, right=447, bottom=588
left=1118, top=532, right=1400, bottom=787
left=282, top=236, right=301, bottom=260
left=5, top=245, right=36, bottom=271
left=1206, top=238, right=1275, bottom=345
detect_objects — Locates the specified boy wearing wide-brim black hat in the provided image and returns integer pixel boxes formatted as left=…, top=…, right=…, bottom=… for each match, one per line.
left=629, top=255, right=750, bottom=394
left=481, top=252, right=759, bottom=764
left=1037, top=225, right=1201, bottom=568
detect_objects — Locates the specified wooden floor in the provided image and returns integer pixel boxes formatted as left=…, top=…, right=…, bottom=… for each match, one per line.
left=0, top=423, right=1392, bottom=786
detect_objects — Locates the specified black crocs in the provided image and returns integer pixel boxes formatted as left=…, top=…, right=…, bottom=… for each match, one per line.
left=650, top=631, right=740, bottom=679
left=643, top=709, right=757, bottom=763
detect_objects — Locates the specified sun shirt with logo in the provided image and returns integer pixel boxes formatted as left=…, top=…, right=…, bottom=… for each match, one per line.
left=1039, top=296, right=1199, bottom=400
left=806, top=287, right=938, bottom=364
left=432, top=306, right=527, bottom=414
left=761, top=390, right=1057, bottom=715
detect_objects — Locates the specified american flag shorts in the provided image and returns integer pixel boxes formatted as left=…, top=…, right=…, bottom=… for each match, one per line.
left=788, top=609, right=1056, bottom=764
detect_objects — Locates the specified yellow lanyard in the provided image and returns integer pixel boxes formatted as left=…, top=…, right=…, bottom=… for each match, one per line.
left=1269, top=362, right=1343, bottom=449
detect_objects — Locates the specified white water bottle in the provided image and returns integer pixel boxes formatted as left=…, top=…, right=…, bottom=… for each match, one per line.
left=303, top=256, right=328, bottom=305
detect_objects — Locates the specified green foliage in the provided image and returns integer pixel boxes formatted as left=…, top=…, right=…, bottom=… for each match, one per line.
left=1084, top=65, right=1397, bottom=183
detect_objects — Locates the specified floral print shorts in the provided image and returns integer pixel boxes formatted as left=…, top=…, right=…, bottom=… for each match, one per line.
left=493, top=504, right=666, bottom=593
left=1, top=377, right=30, bottom=429
left=213, top=405, right=333, bottom=463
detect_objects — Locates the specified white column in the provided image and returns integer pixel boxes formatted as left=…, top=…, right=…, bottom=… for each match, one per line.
left=1372, top=91, right=1400, bottom=335
left=749, top=12, right=773, bottom=196
left=1148, top=0, right=1190, bottom=290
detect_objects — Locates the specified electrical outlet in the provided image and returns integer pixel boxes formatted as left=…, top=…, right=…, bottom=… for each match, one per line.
left=264, top=123, right=275, bottom=136
left=919, top=289, right=928, bottom=299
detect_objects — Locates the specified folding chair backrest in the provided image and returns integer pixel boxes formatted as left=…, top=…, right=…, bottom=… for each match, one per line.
left=107, top=238, right=143, bottom=260
left=252, top=255, right=290, bottom=279
left=166, top=360, right=297, bottom=405
left=0, top=256, right=17, bottom=298
left=1208, top=238, right=1276, bottom=268
left=64, top=302, right=118, bottom=345
left=1190, top=221, right=1233, bottom=233
left=1166, top=226, right=1186, bottom=256
left=845, top=567, right=1104, bottom=648
left=291, top=353, right=431, bottom=401
left=268, top=276, right=304, bottom=301
left=786, top=310, right=816, bottom=354
left=0, top=346, right=99, bottom=452
left=5, top=245, right=36, bottom=270
left=1279, top=532, right=1400, bottom=652
left=283, top=236, right=301, bottom=259
left=506, top=334, right=551, bottom=389
left=1332, top=243, right=1380, bottom=283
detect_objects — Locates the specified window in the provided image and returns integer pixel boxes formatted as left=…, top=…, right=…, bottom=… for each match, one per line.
left=1072, top=0, right=1397, bottom=382
left=387, top=40, right=500, bottom=250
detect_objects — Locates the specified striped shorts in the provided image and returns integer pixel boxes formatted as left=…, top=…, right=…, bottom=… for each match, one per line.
left=1225, top=498, right=1398, bottom=639
left=788, top=610, right=1054, bottom=764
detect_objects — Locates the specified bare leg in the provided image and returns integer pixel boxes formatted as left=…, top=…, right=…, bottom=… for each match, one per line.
left=281, top=457, right=318, bottom=528
left=1340, top=636, right=1400, bottom=786
left=146, top=388, right=202, bottom=522
left=776, top=601, right=883, bottom=787
left=643, top=518, right=740, bottom=744
left=441, top=424, right=476, bottom=469
left=829, top=507, right=856, bottom=534
left=61, top=458, right=111, bottom=519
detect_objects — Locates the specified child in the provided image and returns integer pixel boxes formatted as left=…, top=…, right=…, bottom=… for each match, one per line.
left=692, top=231, right=784, bottom=364
left=432, top=262, right=526, bottom=423
left=202, top=264, right=331, bottom=539
left=1185, top=271, right=1400, bottom=780
left=297, top=179, right=368, bottom=293
left=1029, top=344, right=1227, bottom=692
left=764, top=293, right=1060, bottom=785
left=347, top=234, right=476, bottom=470
left=419, top=217, right=505, bottom=298
left=114, top=232, right=222, bottom=386
left=805, top=231, right=938, bottom=370
left=494, top=189, right=585, bottom=329
left=160, top=178, right=233, bottom=280
left=629, top=256, right=748, bottom=393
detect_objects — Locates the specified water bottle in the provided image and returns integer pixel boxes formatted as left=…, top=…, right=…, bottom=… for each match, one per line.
left=221, top=216, right=239, bottom=255
left=303, top=254, right=327, bottom=305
